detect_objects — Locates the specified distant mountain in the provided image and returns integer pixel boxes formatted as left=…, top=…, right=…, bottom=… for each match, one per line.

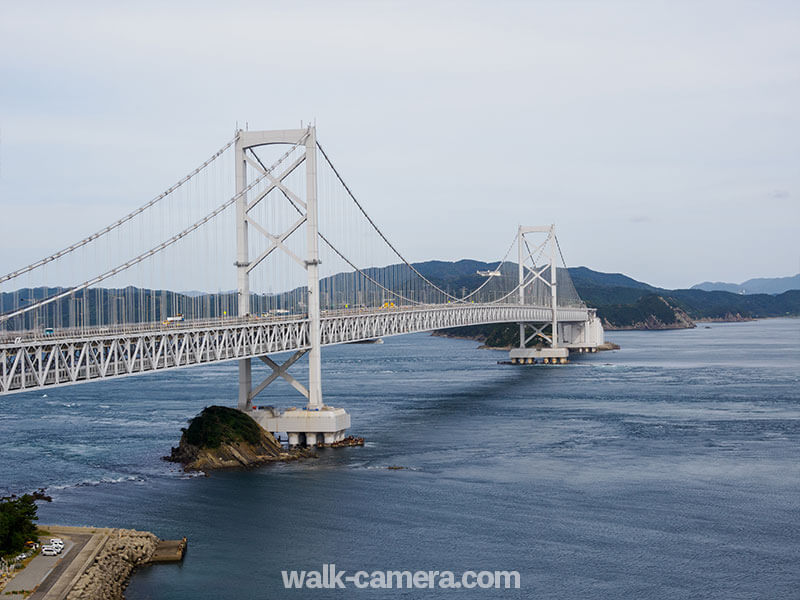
left=691, top=281, right=743, bottom=294
left=5, top=264, right=799, bottom=337
left=570, top=268, right=800, bottom=329
left=692, top=274, right=800, bottom=295
left=568, top=266, right=656, bottom=291
left=413, top=259, right=501, bottom=281
left=435, top=264, right=800, bottom=342
left=410, top=263, right=800, bottom=328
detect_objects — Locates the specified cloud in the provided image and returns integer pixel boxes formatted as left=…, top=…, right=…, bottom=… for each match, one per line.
left=1, top=0, right=799, bottom=288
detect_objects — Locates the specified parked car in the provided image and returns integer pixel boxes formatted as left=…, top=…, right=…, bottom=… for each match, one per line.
left=41, top=546, right=58, bottom=556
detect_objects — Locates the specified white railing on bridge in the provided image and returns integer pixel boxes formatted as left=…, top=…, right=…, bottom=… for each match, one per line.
left=0, top=303, right=591, bottom=395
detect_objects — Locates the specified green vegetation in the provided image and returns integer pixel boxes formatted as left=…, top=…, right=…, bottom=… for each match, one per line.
left=183, top=405, right=264, bottom=449
left=414, top=263, right=799, bottom=330
left=568, top=266, right=656, bottom=291
left=5, top=266, right=798, bottom=334
left=433, top=264, right=800, bottom=339
left=597, top=294, right=684, bottom=328
left=666, top=289, right=800, bottom=320
left=566, top=268, right=800, bottom=324
left=484, top=324, right=524, bottom=347
left=581, top=287, right=800, bottom=328
left=0, top=492, right=44, bottom=557
left=439, top=323, right=557, bottom=348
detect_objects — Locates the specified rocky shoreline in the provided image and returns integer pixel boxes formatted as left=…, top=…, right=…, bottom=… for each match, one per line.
left=166, top=436, right=315, bottom=471
left=695, top=313, right=754, bottom=324
left=434, top=310, right=759, bottom=342
left=601, top=313, right=695, bottom=331
left=431, top=331, right=620, bottom=352
left=165, top=405, right=315, bottom=471
left=430, top=330, right=489, bottom=343
left=601, top=311, right=753, bottom=330
left=67, top=529, right=158, bottom=600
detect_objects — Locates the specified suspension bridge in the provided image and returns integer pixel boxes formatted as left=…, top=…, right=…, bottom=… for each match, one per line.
left=0, top=126, right=603, bottom=445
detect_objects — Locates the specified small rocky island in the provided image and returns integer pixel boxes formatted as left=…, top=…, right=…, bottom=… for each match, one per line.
left=166, top=405, right=314, bottom=471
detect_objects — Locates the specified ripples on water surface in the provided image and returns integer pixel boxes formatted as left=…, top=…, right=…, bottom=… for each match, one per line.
left=1, top=319, right=798, bottom=599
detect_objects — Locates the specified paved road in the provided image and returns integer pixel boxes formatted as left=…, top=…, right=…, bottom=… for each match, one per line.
left=2, top=538, right=79, bottom=595
left=28, top=534, right=93, bottom=600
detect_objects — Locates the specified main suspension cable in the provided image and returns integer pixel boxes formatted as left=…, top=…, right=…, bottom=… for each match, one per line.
left=317, top=140, right=517, bottom=304
left=554, top=233, right=570, bottom=270
left=0, top=138, right=306, bottom=323
left=0, top=135, right=238, bottom=285
left=318, top=234, right=425, bottom=306
left=553, top=233, right=586, bottom=308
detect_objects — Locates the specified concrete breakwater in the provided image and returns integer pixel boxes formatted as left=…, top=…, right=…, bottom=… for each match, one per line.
left=12, top=525, right=185, bottom=600
left=66, top=529, right=158, bottom=600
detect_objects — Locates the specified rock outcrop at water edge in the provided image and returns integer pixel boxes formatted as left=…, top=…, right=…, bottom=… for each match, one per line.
left=66, top=529, right=157, bottom=600
left=165, top=405, right=314, bottom=470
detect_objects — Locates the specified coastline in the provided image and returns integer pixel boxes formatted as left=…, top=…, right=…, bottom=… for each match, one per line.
left=430, top=330, right=488, bottom=343
left=430, top=331, right=619, bottom=351
left=433, top=313, right=771, bottom=346
left=1, top=525, right=178, bottom=600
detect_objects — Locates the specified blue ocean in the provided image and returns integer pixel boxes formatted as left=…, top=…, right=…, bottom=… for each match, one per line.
left=1, top=319, right=798, bottom=599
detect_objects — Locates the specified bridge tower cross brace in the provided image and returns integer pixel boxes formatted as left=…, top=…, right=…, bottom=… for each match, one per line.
left=517, top=225, right=559, bottom=351
left=234, top=126, right=323, bottom=411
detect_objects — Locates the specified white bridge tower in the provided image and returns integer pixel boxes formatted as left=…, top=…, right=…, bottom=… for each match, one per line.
left=510, top=225, right=570, bottom=365
left=509, top=224, right=605, bottom=365
left=234, top=127, right=349, bottom=446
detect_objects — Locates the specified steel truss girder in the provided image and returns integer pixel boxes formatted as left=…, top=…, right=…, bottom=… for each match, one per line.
left=0, top=304, right=591, bottom=395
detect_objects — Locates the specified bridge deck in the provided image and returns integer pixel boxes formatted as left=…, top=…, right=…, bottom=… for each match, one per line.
left=0, top=303, right=590, bottom=395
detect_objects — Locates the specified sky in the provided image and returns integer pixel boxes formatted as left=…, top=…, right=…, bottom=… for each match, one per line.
left=0, top=0, right=798, bottom=289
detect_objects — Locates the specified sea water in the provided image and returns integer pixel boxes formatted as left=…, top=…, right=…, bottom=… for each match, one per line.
left=1, top=319, right=798, bottom=599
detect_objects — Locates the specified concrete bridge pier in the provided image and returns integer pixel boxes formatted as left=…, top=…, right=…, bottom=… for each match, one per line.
left=250, top=405, right=350, bottom=447
left=509, top=347, right=570, bottom=365
left=558, top=312, right=605, bottom=350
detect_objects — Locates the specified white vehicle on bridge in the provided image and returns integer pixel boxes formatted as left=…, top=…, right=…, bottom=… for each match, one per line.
left=41, top=546, right=59, bottom=556
left=162, top=315, right=185, bottom=325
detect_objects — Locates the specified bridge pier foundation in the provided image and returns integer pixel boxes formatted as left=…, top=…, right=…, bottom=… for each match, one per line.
left=249, top=405, right=350, bottom=448
left=509, top=347, right=569, bottom=365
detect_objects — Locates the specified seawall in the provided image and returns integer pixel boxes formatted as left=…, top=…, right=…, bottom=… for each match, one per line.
left=28, top=525, right=183, bottom=600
